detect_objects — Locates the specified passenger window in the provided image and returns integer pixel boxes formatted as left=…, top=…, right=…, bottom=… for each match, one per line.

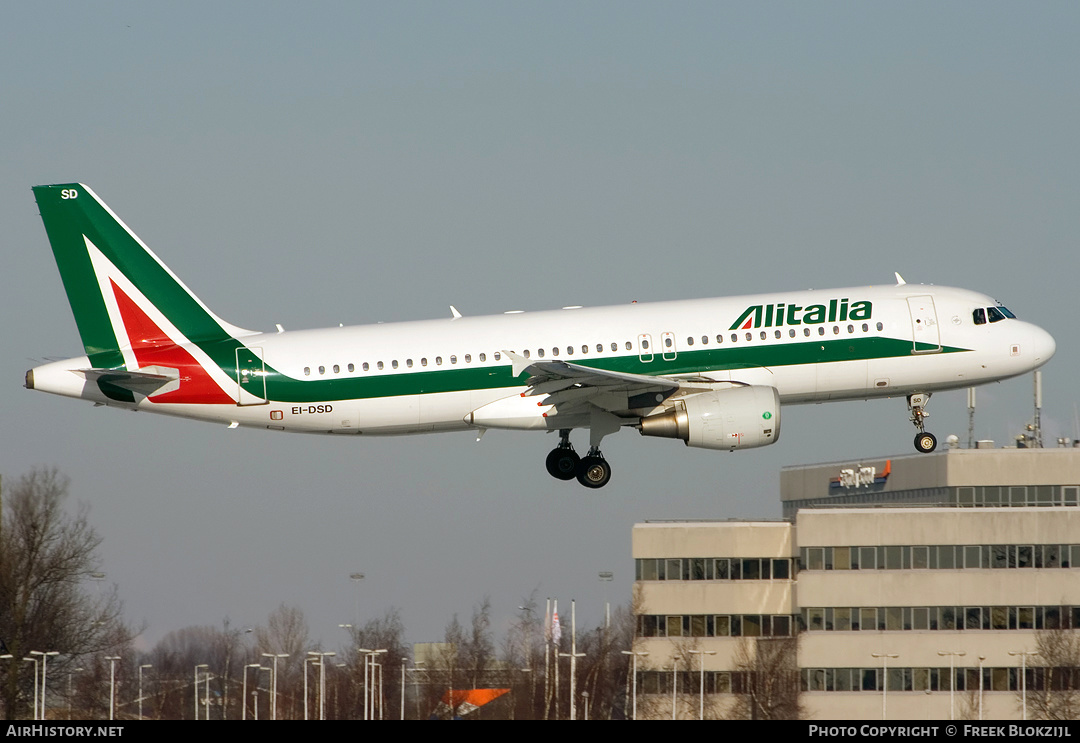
left=450, top=355, right=457, bottom=364
left=304, top=367, right=311, bottom=376
left=642, top=339, right=650, bottom=350
left=833, top=326, right=839, bottom=335
left=745, top=333, right=752, bottom=341
left=537, top=348, right=545, bottom=358
left=973, top=308, right=987, bottom=325
left=804, top=328, right=811, bottom=337
left=702, top=335, right=709, bottom=345
left=847, top=325, right=853, bottom=334
left=582, top=345, right=589, bottom=354
left=818, top=327, right=825, bottom=336
left=362, top=363, right=369, bottom=371
left=611, top=343, right=617, bottom=352
left=716, top=335, right=723, bottom=344
left=479, top=353, right=486, bottom=362
left=566, top=347, right=573, bottom=356
left=731, top=334, right=738, bottom=343
left=625, top=341, right=632, bottom=350
left=774, top=330, right=781, bottom=339
left=523, top=350, right=530, bottom=359
left=436, top=356, right=443, bottom=365
left=687, top=337, right=694, bottom=346
left=596, top=344, right=603, bottom=353
left=406, top=359, right=413, bottom=368
left=789, top=329, right=795, bottom=338
left=348, top=363, right=355, bottom=372
left=862, top=324, right=868, bottom=332
left=465, top=354, right=471, bottom=363
left=494, top=352, right=500, bottom=361
left=759, top=331, right=766, bottom=340
left=319, top=366, right=326, bottom=375
left=421, top=358, right=428, bottom=366
left=665, top=337, right=673, bottom=348
left=333, top=364, right=340, bottom=373
left=391, top=360, right=398, bottom=369
left=876, top=322, right=883, bottom=331
left=551, top=348, right=559, bottom=357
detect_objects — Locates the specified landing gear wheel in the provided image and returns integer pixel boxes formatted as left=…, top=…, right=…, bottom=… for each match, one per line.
left=546, top=447, right=580, bottom=480
left=576, top=456, right=612, bottom=489
left=914, top=432, right=937, bottom=453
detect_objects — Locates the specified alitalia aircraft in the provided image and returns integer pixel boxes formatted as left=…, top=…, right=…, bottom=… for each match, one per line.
left=27, top=183, right=1056, bottom=488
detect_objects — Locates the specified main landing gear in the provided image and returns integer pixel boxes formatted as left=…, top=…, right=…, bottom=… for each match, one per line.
left=908, top=393, right=937, bottom=453
left=545, top=430, right=612, bottom=488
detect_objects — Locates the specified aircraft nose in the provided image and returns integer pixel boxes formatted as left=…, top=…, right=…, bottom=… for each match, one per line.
left=1029, top=324, right=1056, bottom=367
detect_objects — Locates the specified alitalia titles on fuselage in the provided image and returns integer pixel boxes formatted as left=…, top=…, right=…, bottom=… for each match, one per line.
left=730, top=298, right=872, bottom=331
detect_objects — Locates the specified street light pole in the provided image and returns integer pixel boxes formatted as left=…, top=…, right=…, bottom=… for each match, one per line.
left=105, top=656, right=121, bottom=721
left=1009, top=650, right=1040, bottom=721
left=138, top=664, right=152, bottom=720
left=621, top=650, right=648, bottom=720
left=689, top=649, right=717, bottom=720
left=937, top=651, right=966, bottom=720
left=871, top=653, right=898, bottom=720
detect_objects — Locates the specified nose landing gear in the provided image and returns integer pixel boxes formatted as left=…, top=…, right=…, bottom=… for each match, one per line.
left=908, top=394, right=937, bottom=453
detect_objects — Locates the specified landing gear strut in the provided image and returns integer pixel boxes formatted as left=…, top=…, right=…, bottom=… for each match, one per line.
left=908, top=393, right=937, bottom=453
left=545, top=429, right=580, bottom=481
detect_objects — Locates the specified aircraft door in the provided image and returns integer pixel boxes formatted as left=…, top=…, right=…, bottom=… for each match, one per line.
left=236, top=346, right=268, bottom=405
left=661, top=332, right=677, bottom=361
left=907, top=296, right=941, bottom=354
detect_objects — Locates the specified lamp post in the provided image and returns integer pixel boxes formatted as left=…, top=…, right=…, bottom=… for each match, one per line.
left=871, top=653, right=898, bottom=720
left=937, top=651, right=966, bottom=720
left=138, top=664, right=152, bottom=720
left=194, top=664, right=207, bottom=720
left=1009, top=650, right=1039, bottom=721
left=358, top=648, right=387, bottom=720
left=242, top=664, right=262, bottom=720
left=67, top=667, right=83, bottom=720
left=23, top=657, right=38, bottom=720
left=350, top=572, right=365, bottom=628
left=105, top=656, right=121, bottom=720
left=689, top=649, right=717, bottom=720
left=30, top=651, right=59, bottom=720
left=261, top=653, right=288, bottom=720
left=977, top=655, right=986, bottom=721
left=308, top=651, right=336, bottom=720
left=621, top=650, right=648, bottom=720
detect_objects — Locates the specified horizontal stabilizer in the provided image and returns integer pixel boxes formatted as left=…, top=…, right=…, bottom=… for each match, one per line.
left=78, top=367, right=179, bottom=396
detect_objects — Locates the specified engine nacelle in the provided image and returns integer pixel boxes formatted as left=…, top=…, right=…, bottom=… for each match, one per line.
left=639, top=386, right=780, bottom=451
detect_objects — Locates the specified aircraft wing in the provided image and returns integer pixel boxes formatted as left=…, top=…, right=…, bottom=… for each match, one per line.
left=503, top=350, right=681, bottom=416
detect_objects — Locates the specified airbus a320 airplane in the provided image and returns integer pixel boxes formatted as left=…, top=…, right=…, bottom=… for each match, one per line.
left=27, top=184, right=1056, bottom=488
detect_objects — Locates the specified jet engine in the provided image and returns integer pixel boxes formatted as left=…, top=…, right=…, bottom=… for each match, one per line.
left=639, top=386, right=780, bottom=451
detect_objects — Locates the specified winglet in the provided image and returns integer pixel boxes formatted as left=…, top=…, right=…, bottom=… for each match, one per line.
left=894, top=272, right=906, bottom=285
left=450, top=306, right=462, bottom=320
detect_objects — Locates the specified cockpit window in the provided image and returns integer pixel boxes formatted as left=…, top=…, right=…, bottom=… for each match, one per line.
left=987, top=306, right=1007, bottom=323
left=973, top=308, right=986, bottom=325
left=997, top=305, right=1016, bottom=319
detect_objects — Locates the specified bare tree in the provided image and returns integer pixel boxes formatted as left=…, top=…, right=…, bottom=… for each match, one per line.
left=1026, top=628, right=1080, bottom=720
left=726, top=636, right=803, bottom=720
left=253, top=603, right=310, bottom=719
left=0, top=468, right=132, bottom=720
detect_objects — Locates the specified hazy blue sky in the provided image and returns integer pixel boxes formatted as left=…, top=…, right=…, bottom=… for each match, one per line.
left=3, top=2, right=1078, bottom=650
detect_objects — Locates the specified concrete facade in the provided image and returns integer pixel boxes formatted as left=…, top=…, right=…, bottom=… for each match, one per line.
left=631, top=448, right=1080, bottom=720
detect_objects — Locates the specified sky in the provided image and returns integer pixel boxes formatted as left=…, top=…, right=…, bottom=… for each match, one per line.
left=3, top=2, right=1078, bottom=652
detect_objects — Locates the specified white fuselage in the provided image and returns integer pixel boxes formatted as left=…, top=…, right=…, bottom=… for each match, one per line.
left=29, top=282, right=1055, bottom=441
